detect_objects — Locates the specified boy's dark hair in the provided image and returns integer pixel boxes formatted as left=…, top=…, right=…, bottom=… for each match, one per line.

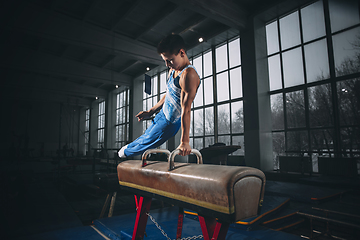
left=157, top=34, right=186, bottom=55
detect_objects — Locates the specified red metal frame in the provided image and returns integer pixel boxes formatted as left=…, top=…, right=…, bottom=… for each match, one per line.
left=198, top=215, right=229, bottom=240
left=176, top=207, right=184, bottom=239
left=132, top=195, right=152, bottom=240
left=132, top=195, right=229, bottom=240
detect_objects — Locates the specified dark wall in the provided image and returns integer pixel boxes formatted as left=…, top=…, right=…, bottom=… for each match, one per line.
left=2, top=100, right=80, bottom=161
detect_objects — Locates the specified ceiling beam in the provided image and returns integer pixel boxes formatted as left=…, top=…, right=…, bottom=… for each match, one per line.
left=111, top=0, right=143, bottom=31
left=118, top=60, right=141, bottom=73
left=0, top=46, right=131, bottom=86
left=2, top=86, right=93, bottom=107
left=3, top=68, right=108, bottom=98
left=0, top=1, right=164, bottom=65
left=167, top=0, right=248, bottom=29
left=135, top=3, right=178, bottom=40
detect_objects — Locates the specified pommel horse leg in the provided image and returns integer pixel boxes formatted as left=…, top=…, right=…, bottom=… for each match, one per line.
left=198, top=216, right=229, bottom=240
left=132, top=195, right=152, bottom=240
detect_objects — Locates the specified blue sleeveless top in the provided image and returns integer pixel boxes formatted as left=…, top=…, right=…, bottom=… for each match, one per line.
left=163, top=65, right=199, bottom=123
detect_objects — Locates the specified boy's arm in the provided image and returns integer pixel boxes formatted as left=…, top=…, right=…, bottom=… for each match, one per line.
left=177, top=68, right=200, bottom=156
left=136, top=94, right=166, bottom=121
left=136, top=70, right=170, bottom=121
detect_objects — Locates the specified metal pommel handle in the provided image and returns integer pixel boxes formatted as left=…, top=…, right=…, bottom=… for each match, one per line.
left=141, top=149, right=171, bottom=167
left=168, top=149, right=203, bottom=170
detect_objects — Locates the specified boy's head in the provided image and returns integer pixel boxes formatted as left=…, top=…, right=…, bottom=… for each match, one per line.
left=158, top=34, right=188, bottom=70
left=157, top=34, right=186, bottom=55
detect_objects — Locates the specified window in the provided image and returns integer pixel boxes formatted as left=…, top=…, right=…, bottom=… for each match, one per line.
left=97, top=101, right=105, bottom=149
left=190, top=37, right=244, bottom=156
left=115, top=89, right=130, bottom=149
left=266, top=0, right=360, bottom=171
left=84, top=108, right=90, bottom=154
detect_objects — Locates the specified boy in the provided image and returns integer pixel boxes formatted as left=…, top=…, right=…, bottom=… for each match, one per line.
left=118, top=34, right=200, bottom=158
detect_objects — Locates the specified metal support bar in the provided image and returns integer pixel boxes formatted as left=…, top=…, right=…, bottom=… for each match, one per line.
left=99, top=193, right=111, bottom=218
left=99, top=191, right=117, bottom=218
left=132, top=195, right=152, bottom=240
left=198, top=215, right=229, bottom=240
left=108, top=192, right=117, bottom=217
left=176, top=207, right=184, bottom=240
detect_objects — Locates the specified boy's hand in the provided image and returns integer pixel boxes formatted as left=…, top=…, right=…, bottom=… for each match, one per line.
left=135, top=111, right=152, bottom=121
left=177, top=142, right=192, bottom=156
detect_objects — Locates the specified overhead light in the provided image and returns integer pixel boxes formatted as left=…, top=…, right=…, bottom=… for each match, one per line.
left=198, top=37, right=204, bottom=43
left=146, top=67, right=150, bottom=71
left=115, top=85, right=119, bottom=88
left=95, top=96, right=98, bottom=100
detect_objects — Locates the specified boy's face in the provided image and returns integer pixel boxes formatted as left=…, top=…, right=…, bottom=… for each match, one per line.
left=160, top=50, right=185, bottom=71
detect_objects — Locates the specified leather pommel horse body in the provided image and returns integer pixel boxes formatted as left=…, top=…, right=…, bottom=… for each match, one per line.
left=117, top=149, right=266, bottom=240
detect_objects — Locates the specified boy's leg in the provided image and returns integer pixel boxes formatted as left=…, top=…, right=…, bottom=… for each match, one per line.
left=122, top=112, right=180, bottom=157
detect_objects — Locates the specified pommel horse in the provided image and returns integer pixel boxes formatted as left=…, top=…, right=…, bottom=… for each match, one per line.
left=117, top=149, right=266, bottom=240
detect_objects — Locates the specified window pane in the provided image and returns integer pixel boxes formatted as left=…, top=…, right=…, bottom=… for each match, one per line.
left=116, top=109, right=120, bottom=124
left=147, top=97, right=152, bottom=110
left=286, top=91, right=306, bottom=128
left=266, top=21, right=279, bottom=55
left=271, top=93, right=284, bottom=130
left=152, top=76, right=158, bottom=96
left=98, top=129, right=104, bottom=143
left=193, top=55, right=203, bottom=79
left=143, top=100, right=147, bottom=111
left=85, top=120, right=89, bottom=132
left=332, top=27, right=360, bottom=77
left=190, top=110, right=193, bottom=136
left=304, top=39, right=330, bottom=82
left=205, top=107, right=214, bottom=135
left=194, top=80, right=203, bottom=108
left=85, top=109, right=90, bottom=119
left=116, top=94, right=120, bottom=109
left=101, top=115, right=105, bottom=128
left=119, top=92, right=124, bottom=107
left=218, top=135, right=230, bottom=145
left=218, top=104, right=230, bottom=134
left=279, top=11, right=301, bottom=50
left=189, top=138, right=194, bottom=149
left=231, top=101, right=244, bottom=134
left=283, top=47, right=304, bottom=88
left=337, top=79, right=360, bottom=126
left=142, top=121, right=146, bottom=134
left=205, top=137, right=215, bottom=148
left=194, top=109, right=204, bottom=136
left=272, top=132, right=285, bottom=169
left=329, top=0, right=360, bottom=33
left=118, top=125, right=123, bottom=142
left=310, top=129, right=334, bottom=155
left=194, top=138, right=203, bottom=150
left=268, top=54, right=282, bottom=91
left=301, top=0, right=326, bottom=42
left=287, top=130, right=309, bottom=152
left=340, top=127, right=360, bottom=153
left=160, top=142, right=167, bottom=149
left=229, top=38, right=241, bottom=67
left=85, top=132, right=89, bottom=144
left=308, top=84, right=333, bottom=127
left=204, top=76, right=214, bottom=105
left=230, top=67, right=242, bottom=99
left=232, top=135, right=245, bottom=155
left=160, top=71, right=167, bottom=93
left=216, top=44, right=228, bottom=73
left=143, top=82, right=147, bottom=99
left=204, top=50, right=213, bottom=77
left=216, top=72, right=229, bottom=102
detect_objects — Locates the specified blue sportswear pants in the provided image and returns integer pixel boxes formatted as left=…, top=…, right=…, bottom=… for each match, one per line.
left=124, top=110, right=181, bottom=157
